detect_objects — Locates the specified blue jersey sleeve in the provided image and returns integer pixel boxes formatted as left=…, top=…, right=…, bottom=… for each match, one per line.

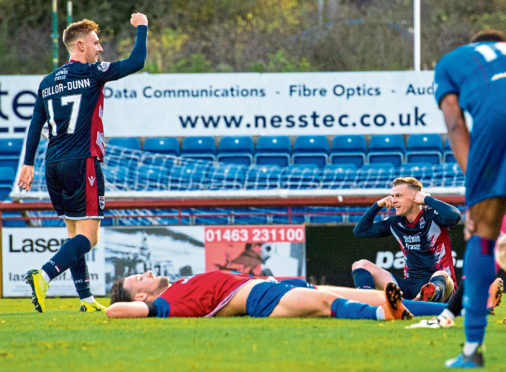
left=434, top=55, right=460, bottom=106
left=352, top=202, right=391, bottom=238
left=153, top=297, right=171, bottom=318
left=424, top=196, right=461, bottom=227
left=23, top=87, right=46, bottom=166
left=92, top=25, right=148, bottom=83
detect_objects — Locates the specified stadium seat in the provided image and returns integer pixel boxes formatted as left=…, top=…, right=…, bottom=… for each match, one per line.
left=1, top=211, right=27, bottom=227
left=137, top=165, right=169, bottom=191
left=168, top=162, right=208, bottom=190
left=292, top=136, right=329, bottom=168
left=308, top=206, right=347, bottom=224
left=367, top=134, right=405, bottom=167
left=193, top=208, right=230, bottom=225
left=432, top=163, right=465, bottom=187
left=320, top=164, right=357, bottom=189
left=143, top=137, right=180, bottom=156
left=0, top=166, right=15, bottom=200
left=232, top=208, right=269, bottom=224
left=107, top=137, right=141, bottom=150
left=209, top=164, right=246, bottom=190
left=254, top=136, right=291, bottom=167
left=245, top=165, right=282, bottom=190
left=270, top=207, right=307, bottom=224
left=444, top=137, right=456, bottom=163
left=281, top=164, right=321, bottom=189
left=406, top=134, right=443, bottom=164
left=217, top=136, right=254, bottom=165
left=0, top=138, right=23, bottom=174
left=358, top=163, right=396, bottom=188
left=330, top=135, right=367, bottom=168
left=399, top=162, right=433, bottom=183
left=181, top=136, right=217, bottom=162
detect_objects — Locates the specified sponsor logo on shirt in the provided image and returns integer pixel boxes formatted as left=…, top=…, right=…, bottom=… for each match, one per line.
left=55, top=68, right=68, bottom=81
left=99, top=196, right=105, bottom=210
left=97, top=61, right=111, bottom=72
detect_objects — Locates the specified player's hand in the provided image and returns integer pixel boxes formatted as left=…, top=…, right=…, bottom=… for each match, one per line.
left=377, top=195, right=394, bottom=209
left=414, top=191, right=429, bottom=205
left=464, top=213, right=475, bottom=240
left=17, top=165, right=34, bottom=191
left=130, top=13, right=148, bottom=27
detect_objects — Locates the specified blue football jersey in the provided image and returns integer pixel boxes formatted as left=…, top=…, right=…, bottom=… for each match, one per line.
left=434, top=41, right=506, bottom=120
left=24, top=25, right=147, bottom=165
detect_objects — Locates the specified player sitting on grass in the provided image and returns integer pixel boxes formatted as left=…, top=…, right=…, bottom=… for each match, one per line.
left=106, top=270, right=413, bottom=320
left=352, top=177, right=461, bottom=303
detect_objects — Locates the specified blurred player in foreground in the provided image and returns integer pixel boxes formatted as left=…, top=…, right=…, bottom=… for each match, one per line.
left=434, top=29, right=506, bottom=368
left=106, top=270, right=414, bottom=320
left=18, top=13, right=148, bottom=313
left=352, top=177, right=460, bottom=302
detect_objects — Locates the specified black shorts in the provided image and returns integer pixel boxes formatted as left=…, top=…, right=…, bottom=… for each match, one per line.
left=46, top=157, right=105, bottom=219
left=392, top=273, right=431, bottom=300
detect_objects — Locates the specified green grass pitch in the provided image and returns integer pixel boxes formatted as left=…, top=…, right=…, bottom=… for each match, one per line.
left=0, top=297, right=504, bottom=371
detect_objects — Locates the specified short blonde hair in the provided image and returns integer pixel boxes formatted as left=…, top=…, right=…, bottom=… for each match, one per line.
left=392, top=177, right=423, bottom=191
left=63, top=19, right=100, bottom=50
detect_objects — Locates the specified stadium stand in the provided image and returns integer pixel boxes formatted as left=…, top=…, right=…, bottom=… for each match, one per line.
left=143, top=137, right=180, bottom=156
left=254, top=136, right=291, bottom=167
left=320, top=164, right=357, bottom=189
left=0, top=166, right=15, bottom=200
left=107, top=137, right=141, bottom=150
left=245, top=165, right=282, bottom=189
left=282, top=164, right=321, bottom=189
left=181, top=136, right=217, bottom=162
left=0, top=138, right=23, bottom=174
left=217, top=136, right=255, bottom=165
left=292, top=135, right=329, bottom=168
left=367, top=134, right=405, bottom=167
left=330, top=135, right=367, bottom=168
left=406, top=133, right=443, bottom=164
left=444, top=137, right=456, bottom=163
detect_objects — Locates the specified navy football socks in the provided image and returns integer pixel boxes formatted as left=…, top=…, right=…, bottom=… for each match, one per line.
left=42, top=234, right=91, bottom=281
left=331, top=298, right=378, bottom=320
left=70, top=256, right=92, bottom=300
left=429, top=274, right=447, bottom=302
left=352, top=268, right=376, bottom=289
left=463, top=236, right=496, bottom=344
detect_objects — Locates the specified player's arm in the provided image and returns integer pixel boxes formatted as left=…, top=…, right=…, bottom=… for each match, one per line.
left=439, top=94, right=469, bottom=174
left=105, top=301, right=150, bottom=318
left=352, top=198, right=391, bottom=238
left=95, top=13, right=148, bottom=82
left=18, top=89, right=46, bottom=191
left=420, top=194, right=461, bottom=227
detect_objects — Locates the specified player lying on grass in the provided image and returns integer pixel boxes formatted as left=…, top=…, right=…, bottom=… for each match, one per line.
left=352, top=177, right=461, bottom=303
left=106, top=270, right=413, bottom=320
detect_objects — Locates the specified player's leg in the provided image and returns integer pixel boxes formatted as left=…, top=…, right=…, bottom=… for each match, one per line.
left=416, top=270, right=454, bottom=302
left=351, top=259, right=396, bottom=290
left=447, top=198, right=505, bottom=368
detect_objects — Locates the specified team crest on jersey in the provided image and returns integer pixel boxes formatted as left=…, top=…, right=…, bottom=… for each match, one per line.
left=97, top=61, right=111, bottom=72
left=99, top=196, right=105, bottom=210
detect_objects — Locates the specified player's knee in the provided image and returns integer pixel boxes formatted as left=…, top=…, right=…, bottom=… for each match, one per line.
left=352, top=259, right=373, bottom=271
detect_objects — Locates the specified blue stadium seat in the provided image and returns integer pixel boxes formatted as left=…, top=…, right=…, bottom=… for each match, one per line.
left=168, top=162, right=208, bottom=190
left=209, top=164, right=246, bottom=190
left=308, top=207, right=347, bottom=224
left=330, top=135, right=367, bottom=168
left=367, top=134, right=405, bottom=167
left=193, top=208, right=230, bottom=225
left=0, top=166, right=15, bottom=200
left=217, top=136, right=254, bottom=165
left=281, top=164, right=321, bottom=189
left=232, top=208, right=269, bottom=224
left=254, top=136, right=291, bottom=167
left=270, top=207, right=307, bottom=224
left=1, top=211, right=27, bottom=227
left=107, top=137, right=141, bottom=150
left=0, top=138, right=23, bottom=174
left=399, top=162, right=433, bottom=182
left=143, top=137, right=180, bottom=156
left=320, top=164, right=357, bottom=189
left=245, top=165, right=282, bottom=190
left=406, top=134, right=443, bottom=164
left=444, top=137, right=456, bottom=163
left=181, top=136, right=217, bottom=162
left=358, top=163, right=396, bottom=188
left=137, top=165, right=169, bottom=191
left=292, top=136, right=329, bottom=168
left=432, top=163, right=465, bottom=187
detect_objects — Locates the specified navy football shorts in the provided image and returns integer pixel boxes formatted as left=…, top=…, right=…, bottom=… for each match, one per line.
left=391, top=273, right=431, bottom=300
left=246, top=279, right=315, bottom=317
left=45, top=157, right=104, bottom=219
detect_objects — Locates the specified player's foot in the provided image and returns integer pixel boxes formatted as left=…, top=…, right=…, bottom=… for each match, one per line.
left=80, top=300, right=107, bottom=312
left=418, top=282, right=437, bottom=302
left=406, top=314, right=455, bottom=329
left=24, top=269, right=49, bottom=313
left=445, top=347, right=484, bottom=368
left=382, top=282, right=413, bottom=320
left=487, top=278, right=503, bottom=315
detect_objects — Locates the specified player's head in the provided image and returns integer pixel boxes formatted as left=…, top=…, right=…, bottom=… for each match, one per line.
left=496, top=234, right=506, bottom=271
left=63, top=19, right=103, bottom=63
left=110, top=270, right=170, bottom=304
left=470, top=29, right=506, bottom=43
left=391, top=177, right=423, bottom=216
